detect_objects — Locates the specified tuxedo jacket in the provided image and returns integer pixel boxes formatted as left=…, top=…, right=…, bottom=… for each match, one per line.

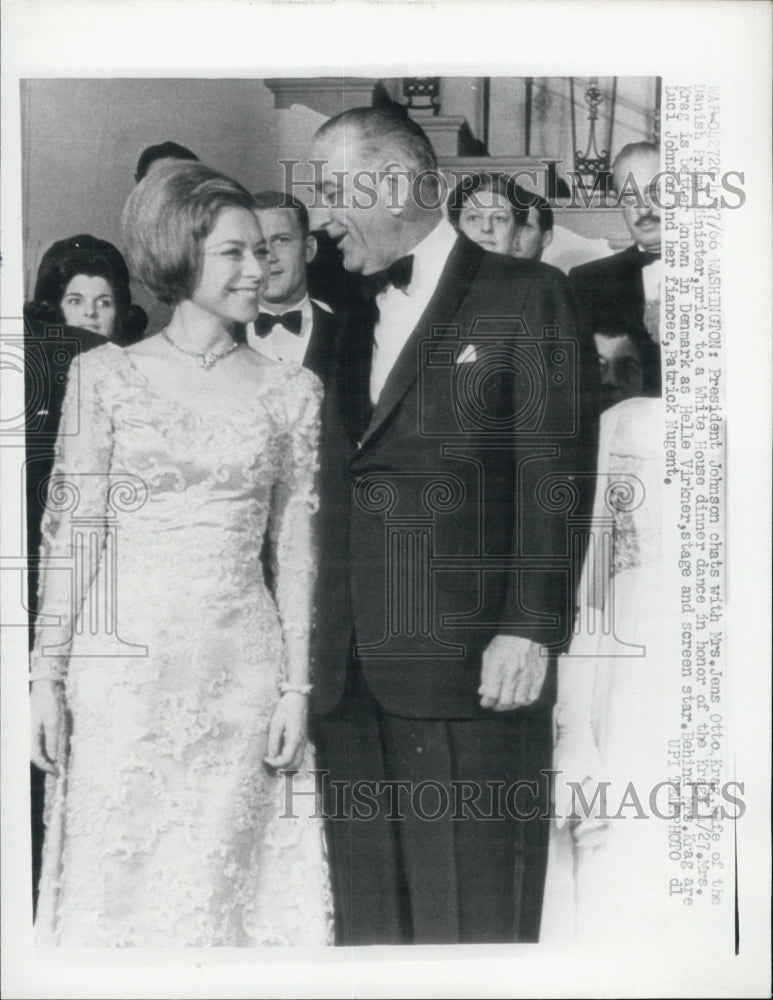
left=568, top=244, right=647, bottom=338
left=312, top=234, right=600, bottom=719
left=302, top=301, right=339, bottom=385
left=236, top=299, right=339, bottom=385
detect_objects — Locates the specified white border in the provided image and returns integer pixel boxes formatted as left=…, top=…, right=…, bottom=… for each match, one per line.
left=2, top=2, right=771, bottom=997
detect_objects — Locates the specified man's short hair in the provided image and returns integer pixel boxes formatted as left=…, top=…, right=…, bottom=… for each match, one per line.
left=593, top=321, right=661, bottom=396
left=122, top=161, right=255, bottom=305
left=316, top=106, right=438, bottom=177
left=252, top=191, right=310, bottom=238
left=135, top=142, right=199, bottom=183
left=611, top=141, right=659, bottom=189
left=447, top=174, right=553, bottom=232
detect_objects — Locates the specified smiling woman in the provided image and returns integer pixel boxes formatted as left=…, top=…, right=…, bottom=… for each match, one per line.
left=29, top=161, right=333, bottom=946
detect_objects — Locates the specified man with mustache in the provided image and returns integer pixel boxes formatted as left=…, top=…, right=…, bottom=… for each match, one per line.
left=569, top=142, right=661, bottom=394
left=308, top=107, right=599, bottom=946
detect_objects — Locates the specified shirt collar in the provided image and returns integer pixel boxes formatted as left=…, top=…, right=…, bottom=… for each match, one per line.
left=259, top=293, right=310, bottom=317
left=392, top=217, right=459, bottom=298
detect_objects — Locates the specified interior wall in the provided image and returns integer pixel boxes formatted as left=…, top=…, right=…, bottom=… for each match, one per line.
left=23, top=79, right=283, bottom=320
left=21, top=76, right=656, bottom=326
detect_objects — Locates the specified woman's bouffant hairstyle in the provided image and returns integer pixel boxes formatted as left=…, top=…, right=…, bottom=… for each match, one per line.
left=25, top=234, right=147, bottom=344
left=121, top=161, right=256, bottom=306
left=446, top=173, right=536, bottom=230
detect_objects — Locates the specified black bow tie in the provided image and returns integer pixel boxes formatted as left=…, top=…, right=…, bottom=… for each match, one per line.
left=256, top=310, right=303, bottom=336
left=361, top=255, right=414, bottom=300
left=639, top=249, right=661, bottom=263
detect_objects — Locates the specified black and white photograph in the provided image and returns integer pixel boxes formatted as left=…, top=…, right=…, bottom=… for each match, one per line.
left=1, top=2, right=770, bottom=997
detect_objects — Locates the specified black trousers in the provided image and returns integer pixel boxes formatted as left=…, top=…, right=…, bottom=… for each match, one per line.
left=313, top=664, right=551, bottom=946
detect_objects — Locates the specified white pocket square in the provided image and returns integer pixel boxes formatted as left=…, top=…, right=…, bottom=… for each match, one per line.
left=456, top=344, right=478, bottom=364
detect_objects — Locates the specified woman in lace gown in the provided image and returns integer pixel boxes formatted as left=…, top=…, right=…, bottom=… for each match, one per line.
left=540, top=394, right=666, bottom=944
left=29, top=162, right=333, bottom=947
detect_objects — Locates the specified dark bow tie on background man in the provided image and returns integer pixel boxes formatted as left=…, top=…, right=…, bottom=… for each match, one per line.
left=256, top=310, right=303, bottom=336
left=638, top=248, right=661, bottom=264
left=361, top=254, right=414, bottom=300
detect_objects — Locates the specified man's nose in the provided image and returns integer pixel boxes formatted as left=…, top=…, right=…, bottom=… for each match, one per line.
left=481, top=215, right=494, bottom=233
left=635, top=197, right=655, bottom=216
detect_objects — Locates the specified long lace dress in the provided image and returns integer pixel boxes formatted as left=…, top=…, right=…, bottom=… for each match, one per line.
left=30, top=342, right=333, bottom=947
left=540, top=396, right=667, bottom=944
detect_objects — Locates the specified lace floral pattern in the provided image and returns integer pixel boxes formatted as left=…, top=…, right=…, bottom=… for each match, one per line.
left=607, top=402, right=661, bottom=578
left=32, top=343, right=333, bottom=947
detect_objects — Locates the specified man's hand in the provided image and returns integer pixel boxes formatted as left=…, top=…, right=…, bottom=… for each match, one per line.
left=478, top=635, right=547, bottom=711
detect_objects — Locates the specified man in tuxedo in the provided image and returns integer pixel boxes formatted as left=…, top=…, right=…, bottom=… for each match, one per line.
left=245, top=191, right=337, bottom=383
left=307, top=107, right=599, bottom=945
left=569, top=142, right=661, bottom=391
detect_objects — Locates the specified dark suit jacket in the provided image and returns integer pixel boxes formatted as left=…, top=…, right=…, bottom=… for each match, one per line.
left=307, top=229, right=348, bottom=316
left=568, top=244, right=647, bottom=337
left=569, top=244, right=661, bottom=395
left=237, top=299, right=339, bottom=386
left=313, top=234, right=600, bottom=719
left=303, top=301, right=339, bottom=385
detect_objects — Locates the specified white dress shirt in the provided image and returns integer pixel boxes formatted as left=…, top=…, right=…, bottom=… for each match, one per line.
left=640, top=255, right=662, bottom=304
left=640, top=251, right=662, bottom=339
left=370, top=218, right=459, bottom=405
left=247, top=294, right=324, bottom=366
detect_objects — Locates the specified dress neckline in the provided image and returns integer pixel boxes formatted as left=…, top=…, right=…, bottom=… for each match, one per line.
left=102, top=341, right=290, bottom=422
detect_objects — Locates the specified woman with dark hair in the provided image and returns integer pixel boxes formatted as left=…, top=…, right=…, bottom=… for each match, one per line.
left=24, top=236, right=148, bottom=636
left=29, top=162, right=332, bottom=947
left=25, top=234, right=147, bottom=345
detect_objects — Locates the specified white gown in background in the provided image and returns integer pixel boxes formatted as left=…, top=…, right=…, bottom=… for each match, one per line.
left=541, top=395, right=667, bottom=945
left=31, top=342, right=333, bottom=947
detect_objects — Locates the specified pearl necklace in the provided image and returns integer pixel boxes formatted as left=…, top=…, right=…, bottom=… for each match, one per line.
left=162, top=331, right=240, bottom=370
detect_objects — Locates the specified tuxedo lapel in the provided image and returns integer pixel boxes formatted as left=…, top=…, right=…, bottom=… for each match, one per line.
left=617, top=244, right=647, bottom=314
left=304, top=302, right=337, bottom=382
left=359, top=236, right=482, bottom=450
left=334, top=293, right=378, bottom=447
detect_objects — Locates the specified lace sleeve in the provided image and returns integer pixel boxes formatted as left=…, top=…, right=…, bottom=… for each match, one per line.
left=29, top=350, right=114, bottom=682
left=269, top=370, right=323, bottom=688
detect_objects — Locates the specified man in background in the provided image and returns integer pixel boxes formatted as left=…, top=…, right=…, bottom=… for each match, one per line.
left=134, top=141, right=199, bottom=184
left=246, top=191, right=337, bottom=384
left=593, top=323, right=660, bottom=411
left=569, top=142, right=662, bottom=362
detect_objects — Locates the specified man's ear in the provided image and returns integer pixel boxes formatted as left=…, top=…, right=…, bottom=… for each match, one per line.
left=542, top=229, right=554, bottom=250
left=304, top=234, right=317, bottom=264
left=380, top=161, right=412, bottom=217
